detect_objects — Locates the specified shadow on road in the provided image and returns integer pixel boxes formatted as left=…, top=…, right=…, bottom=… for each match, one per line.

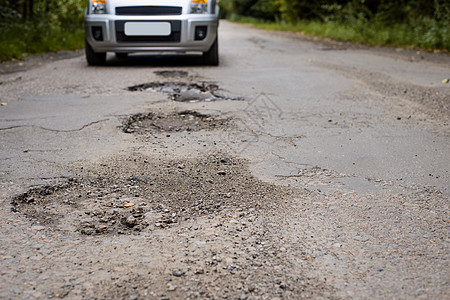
left=104, top=53, right=206, bottom=68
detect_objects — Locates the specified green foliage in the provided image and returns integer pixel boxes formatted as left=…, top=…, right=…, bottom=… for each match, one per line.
left=221, top=0, right=450, bottom=51
left=0, top=23, right=84, bottom=61
left=0, top=0, right=86, bottom=61
left=220, top=0, right=281, bottom=21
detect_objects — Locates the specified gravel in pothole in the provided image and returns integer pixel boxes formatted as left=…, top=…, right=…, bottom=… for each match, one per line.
left=128, top=81, right=246, bottom=102
left=122, top=110, right=229, bottom=134
left=11, top=155, right=297, bottom=236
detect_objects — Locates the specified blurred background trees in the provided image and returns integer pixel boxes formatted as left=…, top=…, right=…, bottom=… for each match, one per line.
left=221, top=0, right=449, bottom=24
left=0, top=0, right=85, bottom=61
left=0, top=0, right=85, bottom=26
left=221, top=0, right=449, bottom=50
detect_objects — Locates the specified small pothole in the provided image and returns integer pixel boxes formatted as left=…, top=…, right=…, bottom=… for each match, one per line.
left=128, top=81, right=245, bottom=102
left=122, top=110, right=229, bottom=134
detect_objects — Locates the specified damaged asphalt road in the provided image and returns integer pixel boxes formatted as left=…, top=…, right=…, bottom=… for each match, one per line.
left=0, top=21, right=449, bottom=299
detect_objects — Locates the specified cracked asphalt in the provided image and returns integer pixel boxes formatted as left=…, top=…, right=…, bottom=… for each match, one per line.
left=0, top=21, right=449, bottom=299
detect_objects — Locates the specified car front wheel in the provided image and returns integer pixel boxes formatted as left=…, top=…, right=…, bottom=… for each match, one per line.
left=85, top=40, right=106, bottom=66
left=203, top=36, right=219, bottom=66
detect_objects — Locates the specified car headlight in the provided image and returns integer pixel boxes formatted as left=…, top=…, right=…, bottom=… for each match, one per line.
left=191, top=0, right=208, bottom=14
left=92, top=0, right=107, bottom=14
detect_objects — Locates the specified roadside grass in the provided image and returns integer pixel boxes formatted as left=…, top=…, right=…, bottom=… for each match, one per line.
left=0, top=23, right=84, bottom=62
left=233, top=17, right=450, bottom=52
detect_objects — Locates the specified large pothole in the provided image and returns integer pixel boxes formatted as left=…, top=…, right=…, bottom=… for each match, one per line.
left=122, top=110, right=229, bottom=134
left=128, top=81, right=245, bottom=102
left=11, top=155, right=297, bottom=236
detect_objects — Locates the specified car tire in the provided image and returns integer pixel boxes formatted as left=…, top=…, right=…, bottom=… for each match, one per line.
left=115, top=52, right=128, bottom=59
left=85, top=40, right=106, bottom=66
left=203, top=36, right=219, bottom=66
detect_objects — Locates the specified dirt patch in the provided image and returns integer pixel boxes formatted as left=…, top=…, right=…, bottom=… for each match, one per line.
left=128, top=81, right=246, bottom=102
left=9, top=155, right=339, bottom=298
left=11, top=155, right=297, bottom=236
left=8, top=155, right=339, bottom=299
left=122, top=110, right=229, bottom=134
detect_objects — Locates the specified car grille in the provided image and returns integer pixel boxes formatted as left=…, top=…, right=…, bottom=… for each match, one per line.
left=116, top=6, right=182, bottom=16
left=115, top=21, right=181, bottom=43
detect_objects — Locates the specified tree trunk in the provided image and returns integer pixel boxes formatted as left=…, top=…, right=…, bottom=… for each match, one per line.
left=28, top=0, right=34, bottom=20
left=366, top=0, right=382, bottom=14
left=23, top=0, right=28, bottom=22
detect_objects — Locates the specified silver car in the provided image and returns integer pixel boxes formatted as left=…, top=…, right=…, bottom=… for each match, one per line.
left=84, top=0, right=219, bottom=65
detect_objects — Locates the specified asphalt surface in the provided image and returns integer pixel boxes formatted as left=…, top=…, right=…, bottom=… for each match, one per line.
left=0, top=21, right=449, bottom=299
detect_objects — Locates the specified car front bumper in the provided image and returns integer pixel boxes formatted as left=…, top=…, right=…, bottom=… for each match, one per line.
left=85, top=13, right=218, bottom=53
